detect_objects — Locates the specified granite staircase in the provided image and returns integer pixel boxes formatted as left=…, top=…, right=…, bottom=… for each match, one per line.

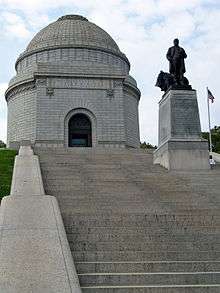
left=35, top=148, right=220, bottom=292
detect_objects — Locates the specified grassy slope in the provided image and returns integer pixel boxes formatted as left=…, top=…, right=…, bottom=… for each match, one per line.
left=0, top=149, right=17, bottom=200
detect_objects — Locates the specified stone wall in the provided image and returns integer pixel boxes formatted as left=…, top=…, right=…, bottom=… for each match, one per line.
left=7, top=87, right=37, bottom=147
left=124, top=90, right=140, bottom=148
left=35, top=77, right=128, bottom=147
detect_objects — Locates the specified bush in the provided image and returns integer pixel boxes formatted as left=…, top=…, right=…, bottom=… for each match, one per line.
left=202, top=126, right=220, bottom=154
left=0, top=140, right=6, bottom=148
left=140, top=141, right=157, bottom=149
left=0, top=149, right=17, bottom=199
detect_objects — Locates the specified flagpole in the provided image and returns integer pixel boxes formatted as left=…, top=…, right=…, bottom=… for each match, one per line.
left=207, top=87, right=212, bottom=154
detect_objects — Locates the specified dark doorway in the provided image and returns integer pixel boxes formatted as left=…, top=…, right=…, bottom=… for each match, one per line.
left=68, top=113, right=92, bottom=147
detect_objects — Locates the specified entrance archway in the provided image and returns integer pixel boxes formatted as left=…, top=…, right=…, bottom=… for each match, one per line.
left=68, top=113, right=92, bottom=147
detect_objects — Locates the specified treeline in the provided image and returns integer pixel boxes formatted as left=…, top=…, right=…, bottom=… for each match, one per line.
left=0, top=140, right=6, bottom=148
left=140, top=142, right=157, bottom=149
left=202, top=126, right=220, bottom=153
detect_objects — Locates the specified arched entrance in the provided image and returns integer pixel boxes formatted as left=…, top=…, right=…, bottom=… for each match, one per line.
left=68, top=113, right=92, bottom=147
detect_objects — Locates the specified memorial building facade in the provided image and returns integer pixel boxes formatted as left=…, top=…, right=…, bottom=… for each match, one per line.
left=6, top=15, right=141, bottom=149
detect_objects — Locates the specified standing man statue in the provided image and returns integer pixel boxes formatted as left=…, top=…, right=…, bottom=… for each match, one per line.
left=166, top=38, right=187, bottom=85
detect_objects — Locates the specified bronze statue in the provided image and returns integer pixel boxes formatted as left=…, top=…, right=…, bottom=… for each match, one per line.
left=155, top=38, right=191, bottom=92
left=155, top=71, right=189, bottom=92
left=166, top=38, right=187, bottom=85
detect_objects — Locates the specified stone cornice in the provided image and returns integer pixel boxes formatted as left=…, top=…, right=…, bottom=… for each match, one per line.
left=5, top=74, right=125, bottom=102
left=5, top=80, right=35, bottom=102
left=34, top=72, right=126, bottom=79
left=5, top=74, right=141, bottom=102
left=123, top=80, right=141, bottom=100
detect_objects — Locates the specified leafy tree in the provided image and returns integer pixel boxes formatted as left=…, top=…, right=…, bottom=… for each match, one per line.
left=0, top=140, right=6, bottom=148
left=202, top=126, right=220, bottom=154
left=140, top=141, right=157, bottom=149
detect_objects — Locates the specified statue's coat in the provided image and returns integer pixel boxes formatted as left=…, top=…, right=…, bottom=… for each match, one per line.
left=166, top=46, right=187, bottom=75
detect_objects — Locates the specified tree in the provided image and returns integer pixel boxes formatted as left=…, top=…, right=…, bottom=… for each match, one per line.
left=202, top=126, right=220, bottom=154
left=140, top=141, right=157, bottom=149
left=0, top=140, right=6, bottom=148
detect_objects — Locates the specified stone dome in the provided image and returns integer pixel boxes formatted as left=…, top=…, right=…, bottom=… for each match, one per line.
left=24, top=15, right=121, bottom=56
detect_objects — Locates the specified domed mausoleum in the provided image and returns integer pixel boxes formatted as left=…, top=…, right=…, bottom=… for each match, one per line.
left=6, top=15, right=141, bottom=148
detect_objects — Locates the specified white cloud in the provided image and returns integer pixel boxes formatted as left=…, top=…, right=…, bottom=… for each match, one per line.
left=0, top=117, right=7, bottom=143
left=0, top=83, right=8, bottom=143
left=157, top=0, right=201, bottom=14
left=0, top=12, right=31, bottom=38
left=0, top=83, right=7, bottom=112
left=0, top=0, right=219, bottom=144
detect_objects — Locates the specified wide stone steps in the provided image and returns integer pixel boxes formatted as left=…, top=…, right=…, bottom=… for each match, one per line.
left=35, top=147, right=220, bottom=291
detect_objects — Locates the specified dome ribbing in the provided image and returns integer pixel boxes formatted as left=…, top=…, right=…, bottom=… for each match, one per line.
left=24, top=15, right=120, bottom=55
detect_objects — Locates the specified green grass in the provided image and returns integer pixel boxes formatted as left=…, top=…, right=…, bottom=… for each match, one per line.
left=0, top=149, right=17, bottom=200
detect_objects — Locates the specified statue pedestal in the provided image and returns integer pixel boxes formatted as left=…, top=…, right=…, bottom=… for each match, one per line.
left=153, top=89, right=210, bottom=170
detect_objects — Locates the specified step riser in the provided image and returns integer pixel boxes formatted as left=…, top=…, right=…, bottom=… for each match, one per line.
left=65, top=228, right=220, bottom=237
left=76, top=262, right=220, bottom=273
left=81, top=288, right=220, bottom=293
left=62, top=215, right=220, bottom=228
left=79, top=273, right=220, bottom=286
left=67, top=233, right=220, bottom=243
left=69, top=241, right=220, bottom=251
left=72, top=251, right=220, bottom=262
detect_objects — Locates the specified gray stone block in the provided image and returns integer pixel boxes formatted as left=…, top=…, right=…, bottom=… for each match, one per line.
left=0, top=146, right=81, bottom=292
left=0, top=195, right=81, bottom=293
left=154, top=139, right=210, bottom=170
left=10, top=146, right=45, bottom=196
left=153, top=89, right=209, bottom=170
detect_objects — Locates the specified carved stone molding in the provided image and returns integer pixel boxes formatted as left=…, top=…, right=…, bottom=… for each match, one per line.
left=113, top=80, right=123, bottom=87
left=46, top=87, right=54, bottom=96
left=123, top=83, right=141, bottom=100
left=6, top=82, right=36, bottom=101
left=106, top=89, right=114, bottom=98
left=36, top=78, right=46, bottom=86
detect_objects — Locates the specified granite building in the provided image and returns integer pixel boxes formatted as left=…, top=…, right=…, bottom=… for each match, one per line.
left=5, top=15, right=141, bottom=149
left=2, top=14, right=219, bottom=293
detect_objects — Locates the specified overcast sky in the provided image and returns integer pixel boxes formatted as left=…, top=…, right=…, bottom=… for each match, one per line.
left=0, top=0, right=220, bottom=145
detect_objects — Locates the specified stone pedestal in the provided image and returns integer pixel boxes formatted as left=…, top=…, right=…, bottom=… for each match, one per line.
left=154, top=89, right=210, bottom=170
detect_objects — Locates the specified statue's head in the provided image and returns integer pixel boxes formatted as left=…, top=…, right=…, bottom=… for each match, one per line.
left=173, top=38, right=179, bottom=46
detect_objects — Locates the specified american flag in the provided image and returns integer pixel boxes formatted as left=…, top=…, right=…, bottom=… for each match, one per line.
left=207, top=88, right=215, bottom=103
